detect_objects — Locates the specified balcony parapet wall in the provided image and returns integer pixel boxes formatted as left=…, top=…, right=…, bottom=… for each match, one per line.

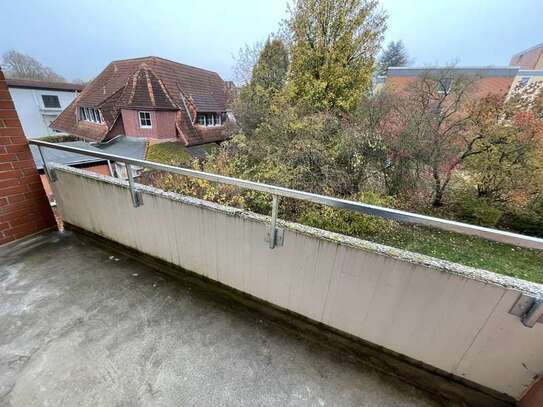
left=50, top=163, right=543, bottom=401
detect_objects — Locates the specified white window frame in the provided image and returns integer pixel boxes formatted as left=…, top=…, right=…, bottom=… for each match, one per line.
left=196, top=112, right=225, bottom=127
left=139, top=111, right=152, bottom=128
left=437, top=78, right=454, bottom=95
left=79, top=106, right=103, bottom=123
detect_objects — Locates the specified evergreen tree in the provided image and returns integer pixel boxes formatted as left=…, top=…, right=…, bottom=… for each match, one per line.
left=234, top=38, right=289, bottom=135
left=377, top=40, right=408, bottom=75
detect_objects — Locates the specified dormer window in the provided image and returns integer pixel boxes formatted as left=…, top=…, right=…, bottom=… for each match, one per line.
left=79, top=106, right=103, bottom=123
left=196, top=112, right=224, bottom=127
left=139, top=111, right=152, bottom=128
left=437, top=78, right=454, bottom=94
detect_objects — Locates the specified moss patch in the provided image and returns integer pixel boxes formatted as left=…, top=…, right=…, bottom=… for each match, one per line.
left=146, top=142, right=192, bottom=165
left=370, top=225, right=543, bottom=284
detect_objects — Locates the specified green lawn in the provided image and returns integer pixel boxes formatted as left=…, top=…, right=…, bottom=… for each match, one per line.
left=371, top=225, right=543, bottom=284
left=146, top=142, right=193, bottom=165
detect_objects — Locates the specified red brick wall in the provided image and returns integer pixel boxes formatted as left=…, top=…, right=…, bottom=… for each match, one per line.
left=519, top=376, right=543, bottom=407
left=121, top=109, right=177, bottom=139
left=0, top=69, right=56, bottom=245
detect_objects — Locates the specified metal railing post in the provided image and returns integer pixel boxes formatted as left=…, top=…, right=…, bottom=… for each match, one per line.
left=37, top=145, right=56, bottom=182
left=126, top=164, right=143, bottom=208
left=270, top=195, right=279, bottom=249
left=267, top=195, right=284, bottom=249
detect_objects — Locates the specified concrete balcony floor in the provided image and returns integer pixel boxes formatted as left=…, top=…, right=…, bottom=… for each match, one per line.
left=0, top=231, right=458, bottom=407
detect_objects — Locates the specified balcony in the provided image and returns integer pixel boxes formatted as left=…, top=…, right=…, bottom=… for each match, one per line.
left=2, top=140, right=543, bottom=406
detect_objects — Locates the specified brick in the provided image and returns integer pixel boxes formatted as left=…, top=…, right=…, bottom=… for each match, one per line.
left=1, top=119, right=21, bottom=127
left=0, top=109, right=19, bottom=121
left=0, top=70, right=55, bottom=244
left=0, top=178, right=21, bottom=189
left=12, top=160, right=35, bottom=169
left=8, top=215, right=36, bottom=228
left=0, top=170, right=20, bottom=179
left=22, top=168, right=37, bottom=176
left=15, top=150, right=32, bottom=161
left=7, top=194, right=26, bottom=204
left=25, top=181, right=44, bottom=192
left=0, top=101, right=15, bottom=109
left=0, top=153, right=18, bottom=161
left=10, top=223, right=41, bottom=239
left=0, top=127, right=25, bottom=138
left=5, top=143, right=29, bottom=153
left=0, top=204, right=35, bottom=219
left=0, top=184, right=27, bottom=197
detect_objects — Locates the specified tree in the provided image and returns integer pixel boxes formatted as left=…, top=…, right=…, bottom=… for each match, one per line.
left=233, top=38, right=289, bottom=135
left=378, top=69, right=482, bottom=206
left=377, top=40, right=408, bottom=75
left=1, top=50, right=65, bottom=82
left=231, top=41, right=263, bottom=86
left=251, top=38, right=289, bottom=91
left=286, top=0, right=386, bottom=113
left=466, top=95, right=543, bottom=204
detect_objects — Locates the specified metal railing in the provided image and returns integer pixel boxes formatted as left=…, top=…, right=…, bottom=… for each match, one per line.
left=30, top=139, right=543, bottom=251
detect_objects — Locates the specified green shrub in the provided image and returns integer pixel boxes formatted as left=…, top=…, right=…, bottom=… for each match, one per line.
left=509, top=196, right=543, bottom=237
left=298, top=192, right=398, bottom=238
left=456, top=195, right=503, bottom=227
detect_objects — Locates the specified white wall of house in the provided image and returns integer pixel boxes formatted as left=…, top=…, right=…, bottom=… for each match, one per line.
left=8, top=87, right=79, bottom=138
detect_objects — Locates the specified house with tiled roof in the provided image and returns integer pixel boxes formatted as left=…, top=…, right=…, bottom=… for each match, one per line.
left=510, top=42, right=543, bottom=70
left=383, top=66, right=520, bottom=99
left=51, top=56, right=230, bottom=146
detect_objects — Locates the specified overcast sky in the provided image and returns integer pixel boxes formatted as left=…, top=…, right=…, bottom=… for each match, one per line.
left=0, top=0, right=541, bottom=82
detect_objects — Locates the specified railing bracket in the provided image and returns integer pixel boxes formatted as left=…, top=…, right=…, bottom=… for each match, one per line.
left=267, top=195, right=283, bottom=249
left=126, top=163, right=143, bottom=208
left=265, top=227, right=284, bottom=247
left=509, top=293, right=543, bottom=327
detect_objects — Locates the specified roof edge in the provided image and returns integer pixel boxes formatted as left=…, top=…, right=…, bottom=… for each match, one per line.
left=6, top=78, right=85, bottom=92
left=511, top=42, right=543, bottom=58
left=387, top=66, right=520, bottom=77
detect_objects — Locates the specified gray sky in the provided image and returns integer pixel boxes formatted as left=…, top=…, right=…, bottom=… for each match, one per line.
left=1, top=0, right=541, bottom=82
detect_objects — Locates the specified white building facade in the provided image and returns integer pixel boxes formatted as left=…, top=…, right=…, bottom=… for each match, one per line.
left=7, top=79, right=84, bottom=139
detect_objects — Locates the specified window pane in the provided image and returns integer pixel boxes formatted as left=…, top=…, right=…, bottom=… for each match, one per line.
left=139, top=112, right=151, bottom=127
left=197, top=114, right=205, bottom=125
left=42, top=95, right=60, bottom=108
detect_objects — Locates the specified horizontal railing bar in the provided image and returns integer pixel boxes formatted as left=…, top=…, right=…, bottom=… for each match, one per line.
left=29, top=139, right=543, bottom=251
